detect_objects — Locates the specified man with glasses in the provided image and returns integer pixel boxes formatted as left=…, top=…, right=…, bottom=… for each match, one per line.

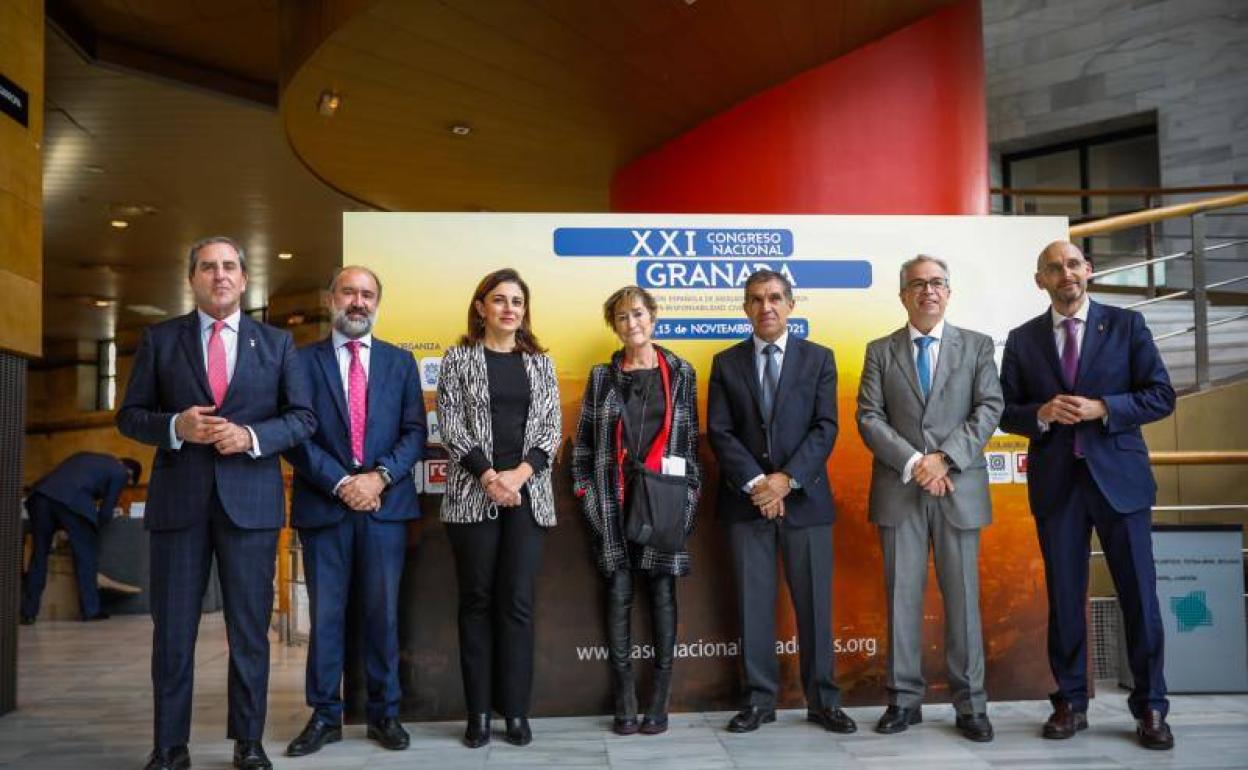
left=1000, top=241, right=1175, bottom=750
left=856, top=255, right=1002, bottom=741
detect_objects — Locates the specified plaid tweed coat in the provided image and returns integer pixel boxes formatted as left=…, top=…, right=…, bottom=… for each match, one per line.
left=571, top=345, right=701, bottom=576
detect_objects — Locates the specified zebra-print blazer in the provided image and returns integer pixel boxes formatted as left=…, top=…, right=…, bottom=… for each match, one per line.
left=436, top=343, right=562, bottom=527
left=571, top=346, right=701, bottom=576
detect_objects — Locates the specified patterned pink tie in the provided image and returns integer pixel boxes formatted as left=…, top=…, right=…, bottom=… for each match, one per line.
left=207, top=320, right=228, bottom=408
left=346, top=340, right=367, bottom=465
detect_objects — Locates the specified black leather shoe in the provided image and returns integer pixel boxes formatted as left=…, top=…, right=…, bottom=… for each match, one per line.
left=876, top=705, right=923, bottom=734
left=726, top=706, right=776, bottom=733
left=285, top=716, right=342, bottom=757
left=1136, top=710, right=1174, bottom=750
left=504, top=716, right=532, bottom=746
left=143, top=745, right=190, bottom=770
left=955, top=712, right=994, bottom=742
left=1042, top=700, right=1088, bottom=739
left=232, top=740, right=271, bottom=770
left=463, top=713, right=491, bottom=748
left=613, top=714, right=640, bottom=735
left=367, top=717, right=410, bottom=750
left=639, top=714, right=668, bottom=735
left=19, top=615, right=35, bottom=626
left=807, top=707, right=857, bottom=734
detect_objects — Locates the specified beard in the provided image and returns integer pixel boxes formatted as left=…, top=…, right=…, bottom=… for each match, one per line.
left=332, top=306, right=375, bottom=338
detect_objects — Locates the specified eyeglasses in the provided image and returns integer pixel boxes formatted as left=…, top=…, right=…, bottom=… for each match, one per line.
left=904, top=277, right=949, bottom=292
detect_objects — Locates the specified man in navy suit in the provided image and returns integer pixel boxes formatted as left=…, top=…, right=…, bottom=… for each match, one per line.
left=1001, top=241, right=1175, bottom=750
left=117, top=236, right=316, bottom=770
left=21, top=451, right=141, bottom=624
left=283, top=266, right=426, bottom=757
left=707, top=269, right=855, bottom=735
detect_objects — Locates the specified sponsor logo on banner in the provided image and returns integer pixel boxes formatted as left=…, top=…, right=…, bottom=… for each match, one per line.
left=986, top=451, right=1012, bottom=484
left=1012, top=451, right=1028, bottom=483
left=419, top=356, right=442, bottom=391
left=426, top=411, right=442, bottom=446
left=424, top=459, right=448, bottom=493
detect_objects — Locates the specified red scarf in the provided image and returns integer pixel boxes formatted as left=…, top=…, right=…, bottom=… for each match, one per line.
left=614, top=351, right=673, bottom=503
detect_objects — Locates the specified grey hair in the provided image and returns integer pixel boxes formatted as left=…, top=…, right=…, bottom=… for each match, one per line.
left=327, top=265, right=384, bottom=301
left=187, top=236, right=247, bottom=278
left=899, top=254, right=950, bottom=290
left=743, top=268, right=794, bottom=303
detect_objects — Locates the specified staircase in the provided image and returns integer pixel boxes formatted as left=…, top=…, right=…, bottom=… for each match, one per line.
left=1093, top=293, right=1248, bottom=391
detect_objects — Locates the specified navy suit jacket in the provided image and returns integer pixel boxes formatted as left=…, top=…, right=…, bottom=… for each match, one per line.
left=31, top=451, right=128, bottom=528
left=116, top=311, right=317, bottom=531
left=285, top=336, right=427, bottom=529
left=707, top=335, right=839, bottom=527
left=1000, top=300, right=1175, bottom=516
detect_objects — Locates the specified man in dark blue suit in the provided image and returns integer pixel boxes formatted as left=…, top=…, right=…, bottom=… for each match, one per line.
left=1001, top=241, right=1175, bottom=751
left=117, top=236, right=316, bottom=770
left=283, top=266, right=425, bottom=757
left=21, top=451, right=141, bottom=624
left=707, top=269, right=855, bottom=735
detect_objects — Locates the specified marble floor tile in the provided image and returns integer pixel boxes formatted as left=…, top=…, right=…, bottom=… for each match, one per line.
left=3, top=615, right=1248, bottom=769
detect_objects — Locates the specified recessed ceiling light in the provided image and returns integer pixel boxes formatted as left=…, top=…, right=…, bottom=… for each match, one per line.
left=278, top=252, right=294, bottom=260
left=126, top=304, right=167, bottom=317
left=93, top=298, right=113, bottom=307
left=84, top=164, right=106, bottom=174
left=318, top=90, right=341, bottom=117
left=450, top=123, right=472, bottom=136
left=110, top=219, right=129, bottom=229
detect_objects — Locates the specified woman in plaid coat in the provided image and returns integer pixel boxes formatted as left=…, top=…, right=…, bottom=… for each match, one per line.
left=571, top=285, right=701, bottom=736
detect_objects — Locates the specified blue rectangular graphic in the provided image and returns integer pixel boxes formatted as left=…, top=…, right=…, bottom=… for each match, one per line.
left=637, top=260, right=871, bottom=290
left=654, top=318, right=809, bottom=341
left=553, top=228, right=793, bottom=257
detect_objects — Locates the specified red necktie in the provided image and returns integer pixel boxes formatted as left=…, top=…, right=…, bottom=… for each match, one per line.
left=207, top=320, right=228, bottom=408
left=347, top=340, right=367, bottom=465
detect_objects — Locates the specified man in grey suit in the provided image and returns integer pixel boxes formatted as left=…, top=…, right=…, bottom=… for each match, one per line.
left=856, top=255, right=1003, bottom=742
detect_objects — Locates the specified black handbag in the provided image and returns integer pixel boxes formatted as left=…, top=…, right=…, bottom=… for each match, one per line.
left=623, top=460, right=688, bottom=554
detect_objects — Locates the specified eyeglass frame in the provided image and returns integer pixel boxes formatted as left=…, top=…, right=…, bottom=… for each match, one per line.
left=903, top=277, right=950, bottom=293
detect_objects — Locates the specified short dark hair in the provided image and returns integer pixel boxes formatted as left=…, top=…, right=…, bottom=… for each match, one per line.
left=459, top=268, right=546, bottom=354
left=328, top=265, right=383, bottom=301
left=743, top=268, right=793, bottom=303
left=602, top=285, right=658, bottom=328
left=187, top=236, right=247, bottom=278
left=119, top=457, right=143, bottom=486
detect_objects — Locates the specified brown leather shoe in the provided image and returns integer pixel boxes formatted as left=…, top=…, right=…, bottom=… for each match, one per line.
left=1136, top=710, right=1174, bottom=750
left=1042, top=701, right=1088, bottom=739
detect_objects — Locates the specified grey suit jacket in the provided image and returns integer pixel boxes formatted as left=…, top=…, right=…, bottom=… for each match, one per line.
left=856, top=324, right=1003, bottom=530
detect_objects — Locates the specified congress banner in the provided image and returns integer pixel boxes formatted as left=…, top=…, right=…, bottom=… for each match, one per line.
left=344, top=212, right=1068, bottom=719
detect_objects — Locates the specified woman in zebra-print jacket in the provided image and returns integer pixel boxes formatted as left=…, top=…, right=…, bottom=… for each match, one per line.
left=436, top=268, right=561, bottom=750
left=571, top=285, right=701, bottom=738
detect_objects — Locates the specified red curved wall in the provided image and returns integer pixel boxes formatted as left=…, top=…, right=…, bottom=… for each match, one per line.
left=611, top=0, right=987, bottom=215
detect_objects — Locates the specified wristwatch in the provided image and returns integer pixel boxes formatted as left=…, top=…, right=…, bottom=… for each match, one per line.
left=374, top=466, right=393, bottom=486
left=786, top=474, right=801, bottom=490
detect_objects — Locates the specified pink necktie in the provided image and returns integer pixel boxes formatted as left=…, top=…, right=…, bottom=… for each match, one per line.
left=207, top=320, right=228, bottom=408
left=347, top=340, right=367, bottom=465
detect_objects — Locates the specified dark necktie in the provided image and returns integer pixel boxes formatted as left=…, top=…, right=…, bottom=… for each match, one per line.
left=760, top=343, right=779, bottom=422
left=1060, top=318, right=1083, bottom=457
left=913, top=336, right=935, bottom=400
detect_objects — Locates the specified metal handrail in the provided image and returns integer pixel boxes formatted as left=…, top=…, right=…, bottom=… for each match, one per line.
left=993, top=184, right=1248, bottom=197
left=1124, top=272, right=1248, bottom=310
left=1152, top=311, right=1248, bottom=342
left=1149, top=450, right=1248, bottom=465
left=1152, top=505, right=1248, bottom=512
left=1091, top=239, right=1247, bottom=279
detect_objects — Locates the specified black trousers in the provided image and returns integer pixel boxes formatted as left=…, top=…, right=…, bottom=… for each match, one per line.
left=607, top=569, right=677, bottom=673
left=446, top=505, right=546, bottom=716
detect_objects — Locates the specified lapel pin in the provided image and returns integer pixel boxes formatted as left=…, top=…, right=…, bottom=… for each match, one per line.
left=249, top=338, right=256, bottom=348
left=1098, top=323, right=1104, bottom=332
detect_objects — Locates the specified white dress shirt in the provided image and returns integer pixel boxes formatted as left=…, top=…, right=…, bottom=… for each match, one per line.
left=744, top=331, right=789, bottom=493
left=1038, top=298, right=1092, bottom=433
left=902, top=320, right=945, bottom=484
left=168, top=308, right=260, bottom=456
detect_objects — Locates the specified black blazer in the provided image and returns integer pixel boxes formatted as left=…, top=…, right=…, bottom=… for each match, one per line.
left=707, top=335, right=839, bottom=527
left=116, top=311, right=317, bottom=531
